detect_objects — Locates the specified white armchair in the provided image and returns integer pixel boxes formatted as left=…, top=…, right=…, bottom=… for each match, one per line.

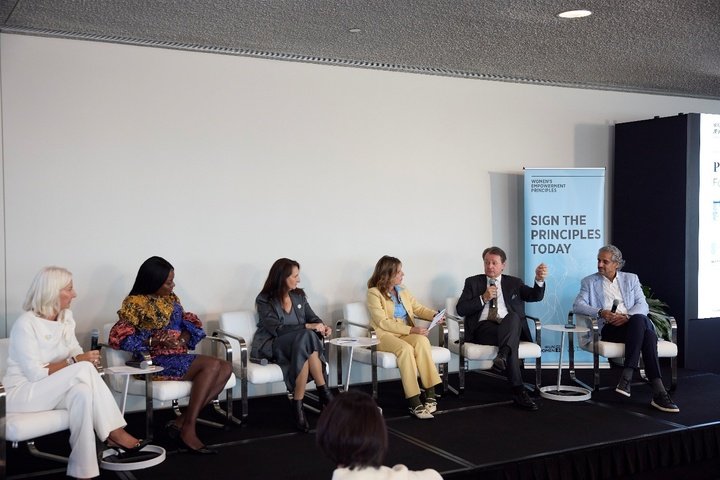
left=214, top=310, right=330, bottom=420
left=101, top=322, right=239, bottom=435
left=335, top=302, right=451, bottom=399
left=572, top=312, right=678, bottom=391
left=445, top=297, right=542, bottom=394
left=0, top=337, right=70, bottom=466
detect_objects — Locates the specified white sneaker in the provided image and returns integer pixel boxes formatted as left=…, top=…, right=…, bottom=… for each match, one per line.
left=409, top=404, right=434, bottom=419
left=424, top=398, right=437, bottom=414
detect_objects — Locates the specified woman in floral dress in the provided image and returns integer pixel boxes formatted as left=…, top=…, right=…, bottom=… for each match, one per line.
left=110, top=256, right=232, bottom=454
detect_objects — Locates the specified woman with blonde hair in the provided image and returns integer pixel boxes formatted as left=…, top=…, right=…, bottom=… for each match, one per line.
left=367, top=256, right=443, bottom=420
left=3, top=267, right=147, bottom=479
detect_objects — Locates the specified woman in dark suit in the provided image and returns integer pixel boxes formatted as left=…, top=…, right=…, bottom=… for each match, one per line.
left=251, top=258, right=333, bottom=432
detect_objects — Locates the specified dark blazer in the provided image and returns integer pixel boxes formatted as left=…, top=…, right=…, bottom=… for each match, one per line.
left=250, top=290, right=323, bottom=360
left=456, top=274, right=545, bottom=342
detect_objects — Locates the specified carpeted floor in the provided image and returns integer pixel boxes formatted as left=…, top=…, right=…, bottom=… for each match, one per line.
left=7, top=363, right=720, bottom=480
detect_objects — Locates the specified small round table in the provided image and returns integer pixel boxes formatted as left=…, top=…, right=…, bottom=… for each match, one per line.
left=539, top=324, right=592, bottom=402
left=101, top=365, right=166, bottom=471
left=330, top=337, right=380, bottom=391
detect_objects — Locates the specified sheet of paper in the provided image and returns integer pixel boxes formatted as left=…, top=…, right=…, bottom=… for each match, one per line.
left=427, top=309, right=446, bottom=330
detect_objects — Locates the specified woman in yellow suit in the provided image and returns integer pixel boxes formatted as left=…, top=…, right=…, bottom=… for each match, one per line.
left=366, top=255, right=443, bottom=419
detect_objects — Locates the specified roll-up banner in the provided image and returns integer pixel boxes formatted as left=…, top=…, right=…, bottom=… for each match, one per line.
left=523, top=168, right=605, bottom=366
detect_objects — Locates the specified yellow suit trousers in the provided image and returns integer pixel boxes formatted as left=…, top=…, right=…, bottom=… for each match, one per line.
left=377, top=333, right=441, bottom=398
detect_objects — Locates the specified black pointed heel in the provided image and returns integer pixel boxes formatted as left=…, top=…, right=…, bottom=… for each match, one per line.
left=104, top=438, right=150, bottom=455
left=177, top=437, right=218, bottom=455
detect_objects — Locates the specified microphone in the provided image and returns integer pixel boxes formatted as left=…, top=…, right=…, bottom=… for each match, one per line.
left=125, top=359, right=151, bottom=369
left=488, top=278, right=496, bottom=309
left=610, top=299, right=619, bottom=313
left=565, top=311, right=575, bottom=329
left=90, top=328, right=105, bottom=375
left=126, top=352, right=153, bottom=370
left=90, top=329, right=99, bottom=351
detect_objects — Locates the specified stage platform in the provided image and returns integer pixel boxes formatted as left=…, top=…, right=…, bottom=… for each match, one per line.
left=7, top=364, right=720, bottom=480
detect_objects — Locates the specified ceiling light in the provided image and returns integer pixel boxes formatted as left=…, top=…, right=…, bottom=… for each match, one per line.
left=557, top=9, right=592, bottom=19
left=349, top=28, right=362, bottom=33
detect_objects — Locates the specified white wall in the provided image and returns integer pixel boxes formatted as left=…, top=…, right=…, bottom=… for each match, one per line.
left=2, top=33, right=720, bottom=347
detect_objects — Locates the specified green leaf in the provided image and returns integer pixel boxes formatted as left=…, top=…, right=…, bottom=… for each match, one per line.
left=642, top=284, right=672, bottom=340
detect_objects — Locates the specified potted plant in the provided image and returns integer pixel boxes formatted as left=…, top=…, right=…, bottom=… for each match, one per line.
left=641, top=285, right=672, bottom=340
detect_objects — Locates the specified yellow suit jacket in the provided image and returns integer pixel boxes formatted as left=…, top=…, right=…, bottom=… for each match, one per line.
left=367, top=286, right=437, bottom=337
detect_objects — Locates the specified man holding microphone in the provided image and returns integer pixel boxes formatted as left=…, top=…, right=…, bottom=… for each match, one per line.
left=457, top=246, right=547, bottom=411
left=573, top=245, right=679, bottom=412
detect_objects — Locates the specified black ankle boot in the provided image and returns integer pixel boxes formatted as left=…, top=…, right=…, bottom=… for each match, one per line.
left=292, top=399, right=309, bottom=433
left=317, top=386, right=334, bottom=409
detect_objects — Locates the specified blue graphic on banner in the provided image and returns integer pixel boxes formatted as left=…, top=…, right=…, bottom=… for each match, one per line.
left=523, top=168, right=605, bottom=366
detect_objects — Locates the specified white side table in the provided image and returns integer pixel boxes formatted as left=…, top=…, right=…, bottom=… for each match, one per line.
left=540, top=324, right=592, bottom=402
left=105, top=365, right=164, bottom=415
left=330, top=337, right=380, bottom=391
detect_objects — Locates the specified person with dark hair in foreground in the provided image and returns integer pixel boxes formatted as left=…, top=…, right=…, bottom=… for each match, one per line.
left=251, top=258, right=333, bottom=432
left=367, top=256, right=444, bottom=420
left=456, top=246, right=547, bottom=411
left=109, top=256, right=233, bottom=454
left=316, top=390, right=442, bottom=479
left=572, top=245, right=679, bottom=412
left=4, top=266, right=147, bottom=479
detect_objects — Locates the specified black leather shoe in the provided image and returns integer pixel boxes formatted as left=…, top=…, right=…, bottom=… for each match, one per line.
left=292, top=399, right=310, bottom=432
left=318, top=386, right=335, bottom=409
left=615, top=377, right=631, bottom=397
left=651, top=392, right=680, bottom=413
left=492, top=352, right=507, bottom=372
left=512, top=390, right=539, bottom=411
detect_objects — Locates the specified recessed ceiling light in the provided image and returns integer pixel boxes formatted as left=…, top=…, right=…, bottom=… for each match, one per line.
left=557, top=9, right=592, bottom=19
left=349, top=28, right=362, bottom=33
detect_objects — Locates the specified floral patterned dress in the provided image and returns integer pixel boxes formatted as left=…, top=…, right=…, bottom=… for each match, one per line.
left=109, top=293, right=206, bottom=380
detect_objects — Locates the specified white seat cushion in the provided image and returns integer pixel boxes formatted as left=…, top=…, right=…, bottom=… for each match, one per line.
left=123, top=374, right=236, bottom=401
left=431, top=346, right=452, bottom=363
left=580, top=340, right=624, bottom=358
left=657, top=340, right=678, bottom=357
left=6, top=410, right=69, bottom=443
left=244, top=362, right=284, bottom=384
left=519, top=341, right=542, bottom=358
left=580, top=339, right=677, bottom=359
left=450, top=340, right=540, bottom=360
left=352, top=345, right=450, bottom=368
left=352, top=348, right=398, bottom=368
